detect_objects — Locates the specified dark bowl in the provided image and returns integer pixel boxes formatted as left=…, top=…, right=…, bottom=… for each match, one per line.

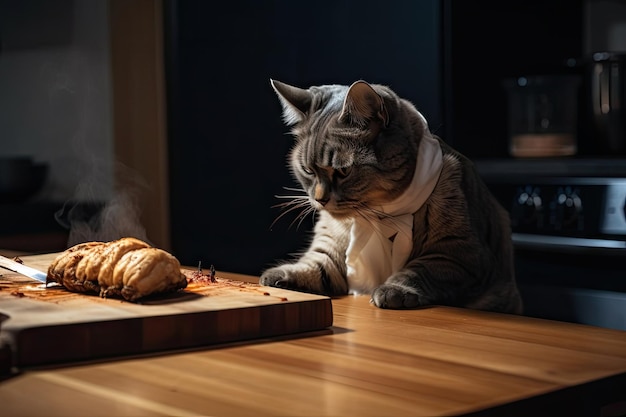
left=0, top=157, right=49, bottom=204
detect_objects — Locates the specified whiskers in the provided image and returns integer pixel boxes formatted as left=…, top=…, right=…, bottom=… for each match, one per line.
left=270, top=188, right=413, bottom=241
left=270, top=187, right=316, bottom=230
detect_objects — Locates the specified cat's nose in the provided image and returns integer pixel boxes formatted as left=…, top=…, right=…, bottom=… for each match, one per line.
left=315, top=196, right=330, bottom=206
left=314, top=184, right=330, bottom=206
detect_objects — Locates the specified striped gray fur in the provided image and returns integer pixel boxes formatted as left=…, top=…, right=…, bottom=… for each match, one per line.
left=261, top=79, right=522, bottom=314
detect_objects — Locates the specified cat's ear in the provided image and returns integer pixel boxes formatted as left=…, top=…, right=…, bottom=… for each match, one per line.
left=270, top=79, right=312, bottom=126
left=339, top=81, right=389, bottom=129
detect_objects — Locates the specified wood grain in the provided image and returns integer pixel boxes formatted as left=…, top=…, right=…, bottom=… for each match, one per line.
left=0, top=253, right=332, bottom=369
left=1, top=256, right=626, bottom=416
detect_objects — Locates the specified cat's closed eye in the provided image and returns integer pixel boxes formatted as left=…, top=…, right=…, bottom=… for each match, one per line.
left=335, top=167, right=351, bottom=178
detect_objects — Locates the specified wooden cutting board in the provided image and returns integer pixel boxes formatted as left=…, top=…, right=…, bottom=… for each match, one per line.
left=0, top=253, right=333, bottom=373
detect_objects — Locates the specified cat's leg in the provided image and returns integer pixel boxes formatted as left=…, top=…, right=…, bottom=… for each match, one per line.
left=370, top=282, right=421, bottom=309
left=260, top=213, right=351, bottom=295
left=370, top=268, right=427, bottom=309
left=372, top=267, right=522, bottom=313
left=370, top=258, right=474, bottom=309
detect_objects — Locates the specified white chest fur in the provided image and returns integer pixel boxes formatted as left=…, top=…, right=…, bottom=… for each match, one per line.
left=345, top=128, right=443, bottom=294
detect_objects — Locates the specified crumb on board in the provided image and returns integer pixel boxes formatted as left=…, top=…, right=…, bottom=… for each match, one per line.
left=189, top=262, right=217, bottom=284
left=187, top=270, right=217, bottom=285
left=180, top=266, right=289, bottom=302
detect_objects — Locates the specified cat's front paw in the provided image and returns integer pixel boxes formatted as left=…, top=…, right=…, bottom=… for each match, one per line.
left=370, top=283, right=423, bottom=309
left=261, top=263, right=348, bottom=295
left=260, top=264, right=323, bottom=294
left=259, top=266, right=292, bottom=289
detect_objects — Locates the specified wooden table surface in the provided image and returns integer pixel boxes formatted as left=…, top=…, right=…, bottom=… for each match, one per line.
left=1, top=272, right=626, bottom=416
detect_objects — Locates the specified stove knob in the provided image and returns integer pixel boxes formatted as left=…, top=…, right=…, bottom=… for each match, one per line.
left=513, top=186, right=543, bottom=229
left=552, top=187, right=583, bottom=230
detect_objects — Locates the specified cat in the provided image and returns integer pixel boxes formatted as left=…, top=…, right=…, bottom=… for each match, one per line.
left=260, top=79, right=523, bottom=315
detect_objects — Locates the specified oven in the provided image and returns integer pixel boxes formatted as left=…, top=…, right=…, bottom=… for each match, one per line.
left=476, top=158, right=626, bottom=330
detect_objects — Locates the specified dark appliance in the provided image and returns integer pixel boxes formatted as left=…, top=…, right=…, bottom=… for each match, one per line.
left=0, top=157, right=48, bottom=203
left=502, top=75, right=581, bottom=158
left=476, top=159, right=626, bottom=331
left=590, top=52, right=626, bottom=154
left=444, top=1, right=626, bottom=331
left=441, top=0, right=584, bottom=159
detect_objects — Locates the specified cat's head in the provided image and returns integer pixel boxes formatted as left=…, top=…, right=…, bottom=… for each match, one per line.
left=271, top=79, right=427, bottom=219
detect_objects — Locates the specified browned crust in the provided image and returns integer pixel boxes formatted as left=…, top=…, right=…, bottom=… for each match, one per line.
left=46, top=238, right=187, bottom=301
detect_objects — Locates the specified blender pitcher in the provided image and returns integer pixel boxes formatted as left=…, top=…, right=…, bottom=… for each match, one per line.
left=503, top=75, right=581, bottom=158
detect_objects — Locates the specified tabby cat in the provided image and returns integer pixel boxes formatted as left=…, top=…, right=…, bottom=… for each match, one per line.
left=260, top=79, right=523, bottom=314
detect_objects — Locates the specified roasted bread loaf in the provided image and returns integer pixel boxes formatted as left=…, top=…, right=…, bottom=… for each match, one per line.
left=47, top=237, right=188, bottom=301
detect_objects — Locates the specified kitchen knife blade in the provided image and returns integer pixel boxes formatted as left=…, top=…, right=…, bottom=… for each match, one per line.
left=0, top=254, right=47, bottom=283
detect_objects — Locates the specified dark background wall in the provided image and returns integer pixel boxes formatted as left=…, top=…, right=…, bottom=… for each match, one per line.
left=164, top=0, right=442, bottom=274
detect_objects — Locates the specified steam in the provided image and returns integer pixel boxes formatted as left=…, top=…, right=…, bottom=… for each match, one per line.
left=56, top=162, right=151, bottom=247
